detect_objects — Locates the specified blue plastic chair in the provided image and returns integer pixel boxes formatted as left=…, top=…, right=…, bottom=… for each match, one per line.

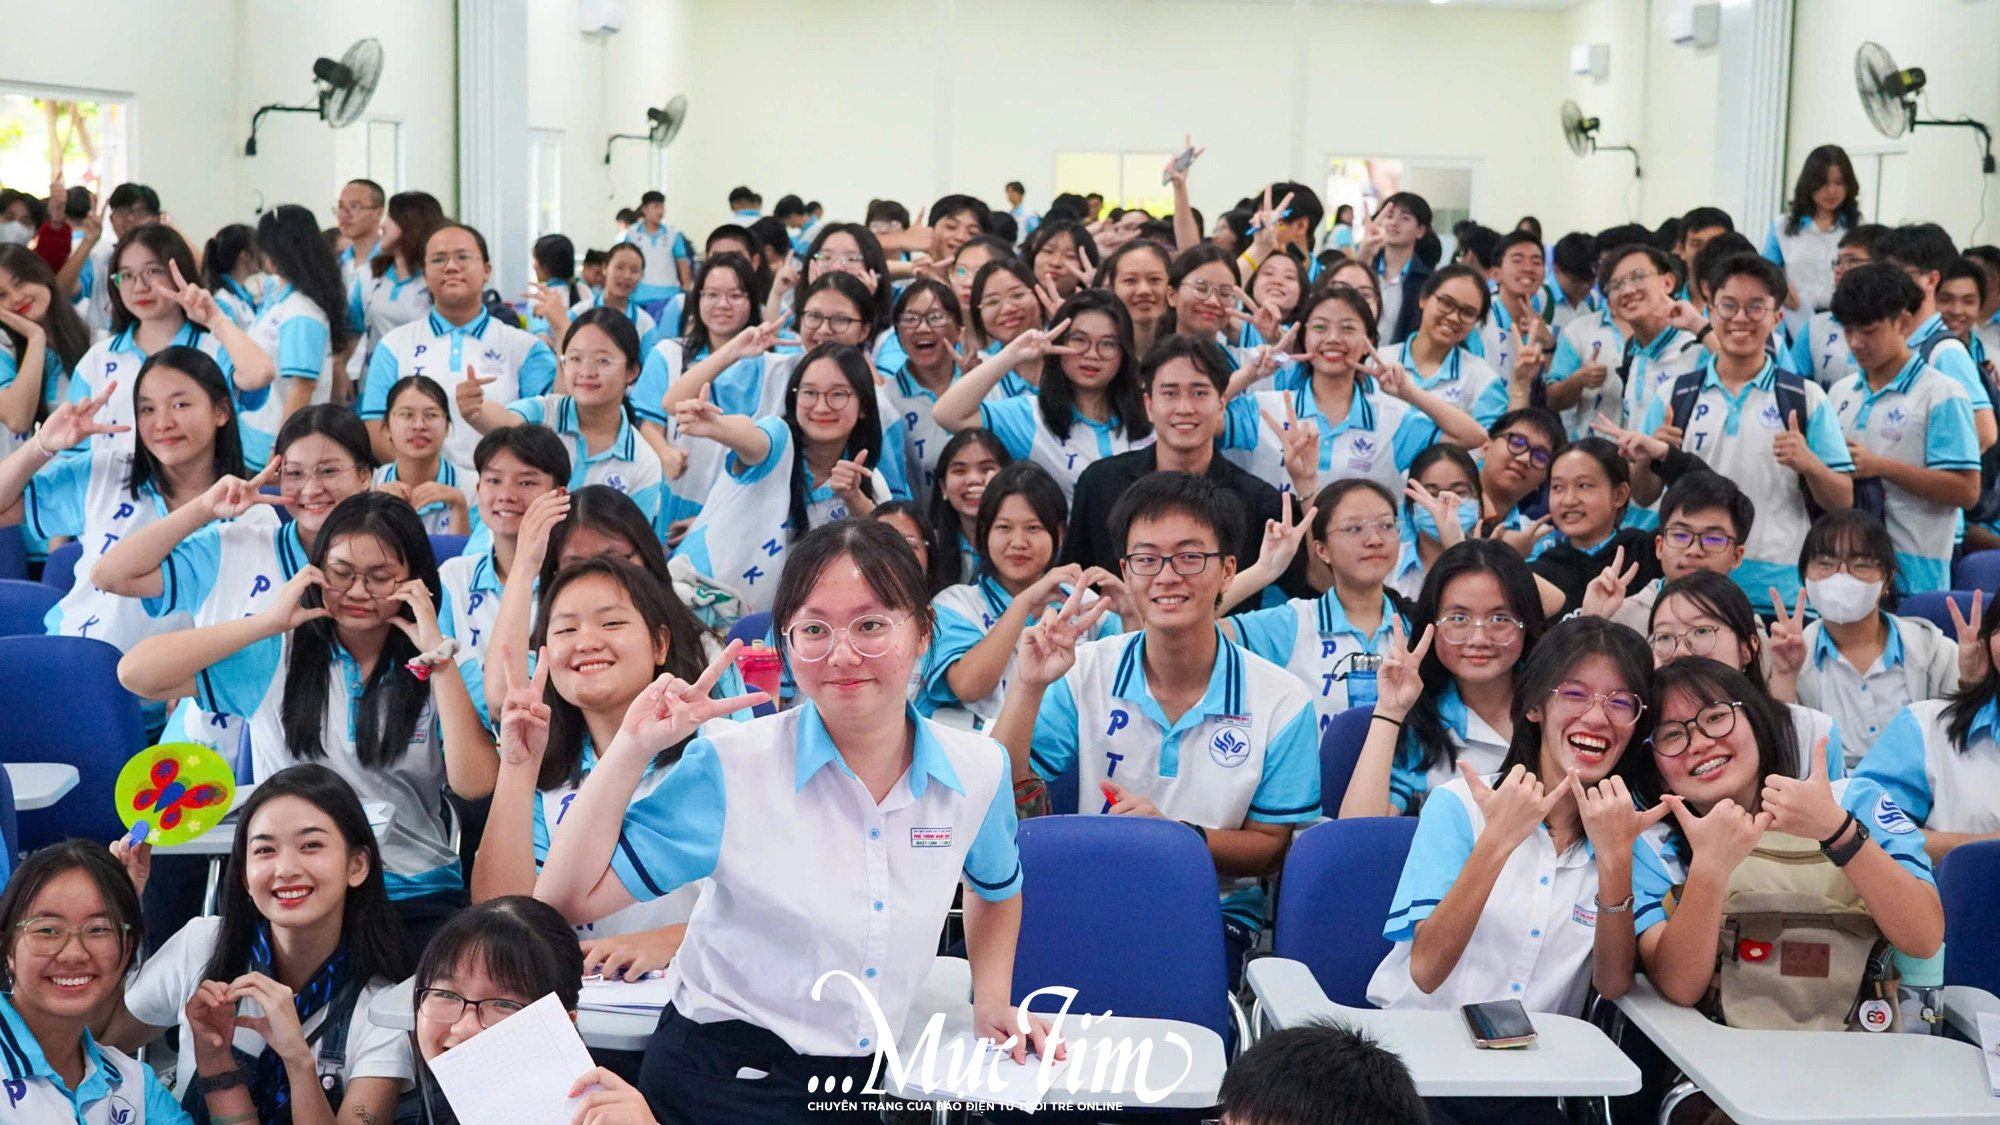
left=0, top=755, right=17, bottom=869
left=1954, top=551, right=2000, bottom=595
left=1012, top=814, right=1232, bottom=1040
left=1900, top=591, right=1977, bottom=638
left=0, top=636, right=147, bottom=851
left=1940, top=838, right=2000, bottom=996
left=1273, top=816, right=1420, bottom=1007
left=428, top=533, right=469, bottom=563
left=725, top=611, right=772, bottom=647
left=0, top=580, right=60, bottom=638
left=1320, top=705, right=1374, bottom=818
left=0, top=526, right=26, bottom=581
left=40, top=540, right=82, bottom=594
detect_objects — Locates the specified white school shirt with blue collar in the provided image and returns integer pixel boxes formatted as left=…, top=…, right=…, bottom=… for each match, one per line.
left=1977, top=316, right=2000, bottom=376
left=0, top=993, right=189, bottom=1125
left=1828, top=354, right=1979, bottom=594
left=372, top=460, right=477, bottom=535
left=436, top=547, right=505, bottom=728
left=673, top=416, right=891, bottom=616
left=1857, top=698, right=2000, bottom=837
left=643, top=293, right=686, bottom=356
left=1469, top=297, right=1522, bottom=393
left=1028, top=628, right=1322, bottom=931
left=535, top=736, right=705, bottom=941
left=68, top=323, right=244, bottom=458
left=1369, top=774, right=1632, bottom=1018
left=1614, top=326, right=1710, bottom=436
left=194, top=633, right=463, bottom=899
left=1388, top=339, right=1507, bottom=428
left=567, top=292, right=658, bottom=343
left=1910, top=314, right=1995, bottom=413
left=1801, top=615, right=1954, bottom=768
left=239, top=287, right=335, bottom=466
left=619, top=222, right=693, bottom=304
left=1632, top=775, right=1933, bottom=941
left=1533, top=279, right=1603, bottom=335
left=879, top=360, right=954, bottom=494
left=1762, top=215, right=1846, bottom=313
left=921, top=574, right=1116, bottom=727
left=505, top=395, right=664, bottom=522
left=360, top=310, right=558, bottom=472
left=74, top=239, right=115, bottom=331
left=1387, top=537, right=1427, bottom=602
left=977, top=395, right=1152, bottom=504
left=350, top=264, right=432, bottom=390
left=1638, top=357, right=1854, bottom=608
left=213, top=274, right=266, bottom=330
left=608, top=701, right=1021, bottom=1058
left=1374, top=251, right=1414, bottom=344
left=0, top=337, right=67, bottom=461
left=1388, top=680, right=1513, bottom=813
left=1220, top=378, right=1440, bottom=498
left=633, top=335, right=702, bottom=429
left=1232, top=589, right=1405, bottom=736
left=1793, top=310, right=1857, bottom=389
left=1544, top=307, right=1627, bottom=436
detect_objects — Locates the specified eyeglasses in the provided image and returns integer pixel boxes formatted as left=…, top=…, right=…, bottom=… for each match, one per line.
left=111, top=264, right=172, bottom=291
left=1430, top=294, right=1483, bottom=323
left=1331, top=517, right=1400, bottom=540
left=897, top=310, right=955, bottom=330
left=1650, top=699, right=1743, bottom=757
left=1804, top=555, right=1887, bottom=583
left=1179, top=278, right=1239, bottom=305
left=699, top=288, right=748, bottom=305
left=563, top=354, right=628, bottom=377
left=389, top=407, right=446, bottom=425
left=1604, top=269, right=1659, bottom=296
left=280, top=463, right=361, bottom=489
left=795, top=386, right=856, bottom=411
left=1499, top=431, right=1552, bottom=469
left=1648, top=624, right=1724, bottom=660
left=416, top=988, right=527, bottom=1029
left=1436, top=612, right=1523, bottom=645
left=1060, top=333, right=1122, bottom=360
left=1123, top=551, right=1225, bottom=576
left=1546, top=680, right=1645, bottom=727
left=13, top=919, right=128, bottom=957
left=334, top=201, right=381, bottom=216
left=1661, top=527, right=1736, bottom=554
left=812, top=252, right=867, bottom=268
left=320, top=565, right=406, bottom=597
left=785, top=614, right=908, bottom=661
left=1305, top=318, right=1369, bottom=338
left=978, top=290, right=1037, bottom=314
left=1712, top=298, right=1775, bottom=321
left=426, top=252, right=483, bottom=269
left=799, top=311, right=862, bottom=333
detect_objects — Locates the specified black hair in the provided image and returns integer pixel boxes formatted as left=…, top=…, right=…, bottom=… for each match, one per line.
left=1093, top=238, right=1173, bottom=294
left=1798, top=508, right=1897, bottom=597
left=1787, top=145, right=1862, bottom=230
left=1946, top=586, right=2000, bottom=751
left=345, top=178, right=386, bottom=209
left=0, top=840, right=146, bottom=990
left=1455, top=225, right=1503, bottom=271
left=1841, top=223, right=1890, bottom=254
left=638, top=190, right=665, bottom=208
left=107, top=223, right=200, bottom=336
left=1498, top=615, right=1656, bottom=781
left=125, top=346, right=248, bottom=500
left=604, top=241, right=647, bottom=277
left=427, top=222, right=492, bottom=266
left=1403, top=540, right=1548, bottom=774
left=769, top=518, right=937, bottom=659
left=1038, top=288, right=1150, bottom=444
left=1659, top=470, right=1754, bottom=542
left=1832, top=262, right=1925, bottom=328
left=1300, top=283, right=1380, bottom=348
left=974, top=462, right=1068, bottom=577
left=795, top=270, right=875, bottom=344
left=0, top=242, right=90, bottom=379
left=258, top=203, right=353, bottom=352
left=532, top=234, right=583, bottom=308
left=1380, top=193, right=1442, bottom=266
left=1634, top=657, right=1799, bottom=817
left=581, top=249, right=609, bottom=270
left=927, top=193, right=992, bottom=233
left=1139, top=334, right=1232, bottom=394
left=1943, top=256, right=1991, bottom=305
left=411, top=896, right=583, bottom=1069
left=1552, top=232, right=1599, bottom=279
left=1244, top=249, right=1309, bottom=325
left=1552, top=436, right=1631, bottom=527
left=1218, top=1021, right=1427, bottom=1125
left=1159, top=243, right=1242, bottom=337
left=1649, top=570, right=1770, bottom=693
left=384, top=375, right=451, bottom=431
left=1876, top=223, right=1960, bottom=280
left=1005, top=181, right=1026, bottom=196
left=1495, top=229, right=1544, bottom=266
left=472, top=422, right=572, bottom=482
left=891, top=277, right=964, bottom=346
left=63, top=186, right=91, bottom=221
left=727, top=186, right=759, bottom=208
left=1311, top=477, right=1399, bottom=541
left=538, top=484, right=670, bottom=593
left=990, top=212, right=1022, bottom=245
left=376, top=192, right=448, bottom=279
left=562, top=307, right=644, bottom=414
left=1022, top=220, right=1101, bottom=280
left=282, top=492, right=439, bottom=766
left=1263, top=182, right=1326, bottom=250
left=783, top=342, right=882, bottom=542
left=1107, top=470, right=1240, bottom=561
left=703, top=224, right=757, bottom=259
left=1403, top=444, right=1482, bottom=529
left=201, top=223, right=258, bottom=294
left=801, top=223, right=892, bottom=333
left=1595, top=242, right=1679, bottom=297
left=106, top=183, right=160, bottom=216
left=926, top=429, right=1012, bottom=585
left=1707, top=251, right=1789, bottom=305
left=769, top=194, right=804, bottom=219
left=275, top=402, right=379, bottom=473
left=202, top=763, right=411, bottom=990
left=1516, top=216, right=1544, bottom=240
left=966, top=257, right=1040, bottom=343
left=869, top=500, right=951, bottom=596
left=530, top=557, right=714, bottom=787
left=1680, top=206, right=1736, bottom=237
left=865, top=199, right=911, bottom=229
left=1488, top=407, right=1568, bottom=459
left=1417, top=263, right=1493, bottom=325
left=614, top=208, right=642, bottom=227
left=683, top=252, right=763, bottom=363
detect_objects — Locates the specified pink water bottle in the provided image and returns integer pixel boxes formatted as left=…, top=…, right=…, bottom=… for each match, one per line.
left=736, top=641, right=783, bottom=702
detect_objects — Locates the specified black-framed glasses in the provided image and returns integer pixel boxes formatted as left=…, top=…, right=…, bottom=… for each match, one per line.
left=1430, top=294, right=1482, bottom=323
left=321, top=566, right=405, bottom=597
left=795, top=386, right=856, bottom=411
left=1122, top=551, right=1224, bottom=576
left=1500, top=431, right=1552, bottom=469
left=1661, top=527, right=1736, bottom=554
left=1648, top=625, right=1724, bottom=661
left=111, top=264, right=171, bottom=291
left=1649, top=700, right=1743, bottom=757
left=416, top=988, right=527, bottom=1029
left=1546, top=680, right=1645, bottom=727
left=897, top=310, right=955, bottom=330
left=799, top=311, right=862, bottom=333
left=1059, top=333, right=1122, bottom=360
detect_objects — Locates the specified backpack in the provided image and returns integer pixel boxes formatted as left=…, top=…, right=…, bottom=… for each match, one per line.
left=1964, top=348, right=2000, bottom=526
left=1665, top=366, right=1885, bottom=523
left=1664, top=831, right=1900, bottom=1033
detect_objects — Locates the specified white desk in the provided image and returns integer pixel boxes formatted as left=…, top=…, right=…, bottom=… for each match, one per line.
left=4, top=762, right=79, bottom=811
left=1614, top=977, right=2000, bottom=1123
left=1245, top=958, right=1640, bottom=1099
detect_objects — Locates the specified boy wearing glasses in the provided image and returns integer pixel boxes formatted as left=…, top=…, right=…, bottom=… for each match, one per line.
left=993, top=472, right=1320, bottom=985
left=1544, top=243, right=1708, bottom=441
left=1477, top=409, right=1565, bottom=557
left=1603, top=471, right=1753, bottom=633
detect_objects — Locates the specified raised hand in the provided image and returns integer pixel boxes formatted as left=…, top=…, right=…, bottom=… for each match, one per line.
left=1000, top=318, right=1082, bottom=364
left=1760, top=736, right=1845, bottom=840
left=769, top=257, right=802, bottom=296
left=513, top=487, right=572, bottom=579
left=1948, top=590, right=1988, bottom=686
left=1014, top=585, right=1113, bottom=688
left=1666, top=299, right=1709, bottom=334
left=34, top=380, right=131, bottom=453
left=201, top=457, right=286, bottom=520
left=167, top=260, right=223, bottom=330
left=1249, top=187, right=1295, bottom=254
left=226, top=972, right=310, bottom=1064
left=1461, top=761, right=1569, bottom=852
left=108, top=836, right=152, bottom=895
left=1024, top=562, right=1085, bottom=608
left=611, top=641, right=770, bottom=759
left=1258, top=397, right=1322, bottom=494
left=1574, top=773, right=1671, bottom=857
left=1590, top=413, right=1670, bottom=464
left=255, top=565, right=333, bottom=632
left=456, top=364, right=496, bottom=419
left=826, top=448, right=872, bottom=509
left=1077, top=565, right=1137, bottom=622
left=1404, top=480, right=1468, bottom=548
left=522, top=282, right=567, bottom=322
left=1243, top=324, right=1300, bottom=385
left=1034, top=278, right=1065, bottom=319
left=671, top=385, right=727, bottom=441
left=1374, top=617, right=1434, bottom=721
left=1162, top=135, right=1205, bottom=187
left=725, top=314, right=785, bottom=360
left=409, top=479, right=468, bottom=515
left=1665, top=795, right=1772, bottom=879
left=1364, top=353, right=1413, bottom=399
left=1496, top=513, right=1554, bottom=558
left=182, top=980, right=240, bottom=1074
left=1766, top=588, right=1809, bottom=680
left=1258, top=501, right=1317, bottom=577
left=386, top=578, right=446, bottom=651
left=0, top=301, right=44, bottom=343
left=1513, top=317, right=1549, bottom=382
left=493, top=642, right=551, bottom=767
left=1771, top=412, right=1819, bottom=473
left=1580, top=545, right=1640, bottom=619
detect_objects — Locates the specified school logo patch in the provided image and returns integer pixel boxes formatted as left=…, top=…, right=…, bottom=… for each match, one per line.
left=107, top=1095, right=136, bottom=1123
left=1441, top=385, right=1462, bottom=404
left=1873, top=793, right=1917, bottom=834
left=483, top=348, right=504, bottom=363
left=605, top=472, right=628, bottom=492
left=1758, top=403, right=1783, bottom=430
left=1885, top=406, right=1908, bottom=429
left=910, top=827, right=952, bottom=848
left=1209, top=728, right=1251, bottom=768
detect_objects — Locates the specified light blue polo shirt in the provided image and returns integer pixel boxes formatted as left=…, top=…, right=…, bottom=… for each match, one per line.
left=0, top=992, right=190, bottom=1124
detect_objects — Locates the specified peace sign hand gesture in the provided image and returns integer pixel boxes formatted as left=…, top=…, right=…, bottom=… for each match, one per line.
left=672, top=385, right=727, bottom=441
left=1462, top=761, right=1571, bottom=854
left=1259, top=397, right=1321, bottom=496
left=455, top=364, right=496, bottom=418
left=166, top=260, right=223, bottom=330
left=1244, top=324, right=1301, bottom=384
left=1581, top=545, right=1640, bottom=619
left=1251, top=300, right=1288, bottom=348
left=1513, top=317, right=1549, bottom=382
left=1766, top=588, right=1809, bottom=680
left=34, top=381, right=131, bottom=454
left=1496, top=513, right=1554, bottom=558
left=610, top=640, right=770, bottom=759
left=200, top=457, right=287, bottom=521
left=724, top=314, right=785, bottom=361
left=1364, top=353, right=1413, bottom=399
left=1374, top=617, right=1434, bottom=722
left=1948, top=589, right=1988, bottom=686
left=1258, top=501, right=1317, bottom=577
left=1590, top=413, right=1671, bottom=464
left=1404, top=480, right=1468, bottom=549
left=492, top=641, right=552, bottom=768
left=1015, top=585, right=1113, bottom=689
left=1001, top=318, right=1081, bottom=364
left=1034, top=278, right=1065, bottom=320
left=521, top=282, right=567, bottom=322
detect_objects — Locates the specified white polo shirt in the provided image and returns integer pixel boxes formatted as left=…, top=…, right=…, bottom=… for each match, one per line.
left=1368, top=774, right=1617, bottom=1017
left=73, top=239, right=115, bottom=332
left=1856, top=698, right=2000, bottom=837
left=1027, top=628, right=1322, bottom=930
left=567, top=292, right=658, bottom=343
left=607, top=702, right=1022, bottom=1058
left=1533, top=280, right=1602, bottom=335
left=878, top=360, right=953, bottom=495
left=125, top=916, right=411, bottom=1103
left=350, top=264, right=431, bottom=389
left=505, top=394, right=664, bottom=522
left=1388, top=681, right=1513, bottom=813
left=1388, top=339, right=1504, bottom=429
left=1231, top=589, right=1404, bottom=735
left=373, top=460, right=477, bottom=535
left=360, top=310, right=558, bottom=472
left=1800, top=616, right=1957, bottom=767
left=619, top=222, right=693, bottom=304
left=535, top=736, right=703, bottom=941
left=1544, top=307, right=1626, bottom=437
left=0, top=994, right=186, bottom=1125
left=1792, top=310, right=1856, bottom=388
left=68, top=323, right=242, bottom=459
left=977, top=395, right=1153, bottom=504
left=1827, top=354, right=1980, bottom=594
left=1220, top=380, right=1441, bottom=499
left=1616, top=327, right=1710, bottom=435
left=437, top=547, right=504, bottom=728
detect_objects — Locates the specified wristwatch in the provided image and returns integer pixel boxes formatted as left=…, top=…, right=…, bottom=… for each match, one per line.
left=1180, top=821, right=1209, bottom=844
left=1821, top=813, right=1870, bottom=867
left=1595, top=893, right=1635, bottom=914
left=193, top=1065, right=254, bottom=1096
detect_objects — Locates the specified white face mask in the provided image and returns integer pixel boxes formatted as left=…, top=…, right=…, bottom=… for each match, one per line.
left=1806, top=572, right=1882, bottom=625
left=0, top=221, right=31, bottom=246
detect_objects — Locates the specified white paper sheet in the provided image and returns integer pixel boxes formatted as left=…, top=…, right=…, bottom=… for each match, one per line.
left=430, top=992, right=598, bottom=1119
left=905, top=1035, right=1070, bottom=1113
left=1979, top=1013, right=2000, bottom=1097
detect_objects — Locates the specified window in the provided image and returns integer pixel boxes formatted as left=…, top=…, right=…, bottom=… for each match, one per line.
left=0, top=86, right=131, bottom=202
left=530, top=130, right=563, bottom=238
left=1325, top=156, right=1479, bottom=259
left=366, top=119, right=404, bottom=193
left=1054, top=150, right=1174, bottom=215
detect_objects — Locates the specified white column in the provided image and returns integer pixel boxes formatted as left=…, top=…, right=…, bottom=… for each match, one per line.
left=1711, top=0, right=1794, bottom=240
left=457, top=0, right=531, bottom=295
left=932, top=0, right=955, bottom=197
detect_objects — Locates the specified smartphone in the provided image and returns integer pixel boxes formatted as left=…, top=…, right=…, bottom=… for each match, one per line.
left=1162, top=146, right=1197, bottom=186
left=1462, top=1000, right=1538, bottom=1048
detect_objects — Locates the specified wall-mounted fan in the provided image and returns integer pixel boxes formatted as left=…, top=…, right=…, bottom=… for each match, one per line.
left=1560, top=100, right=1642, bottom=178
left=1854, top=41, right=1994, bottom=173
left=245, top=39, right=384, bottom=157
left=605, top=95, right=687, bottom=165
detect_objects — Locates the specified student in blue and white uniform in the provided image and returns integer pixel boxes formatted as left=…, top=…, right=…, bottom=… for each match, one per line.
left=1531, top=439, right=1661, bottom=614
left=1004, top=181, right=1040, bottom=245
left=939, top=235, right=1012, bottom=334
left=925, top=428, right=1010, bottom=587
left=671, top=342, right=892, bottom=621
left=561, top=243, right=657, bottom=344
left=797, top=224, right=894, bottom=352
left=1365, top=192, right=1437, bottom=346
left=1534, top=232, right=1604, bottom=334
left=1388, top=264, right=1508, bottom=426
left=956, top=257, right=1045, bottom=397
left=934, top=289, right=1155, bottom=503
left=537, top=519, right=1048, bottom=1123
left=1390, top=446, right=1487, bottom=599
left=105, top=765, right=415, bottom=1124
left=1631, top=658, right=1942, bottom=1017
left=68, top=225, right=275, bottom=455
left=633, top=254, right=757, bottom=536
left=0, top=244, right=91, bottom=463
left=1545, top=243, right=1708, bottom=437
left=334, top=178, right=385, bottom=295
left=118, top=493, right=498, bottom=944
left=1472, top=408, right=1565, bottom=558
left=63, top=183, right=158, bottom=333
left=1629, top=255, right=1855, bottom=611
left=1343, top=540, right=1548, bottom=817
left=525, top=233, right=588, bottom=348
left=621, top=190, right=693, bottom=313
left=463, top=308, right=664, bottom=523
left=349, top=191, right=444, bottom=393
left=1024, top=219, right=1101, bottom=308
left=1762, top=145, right=1860, bottom=316
left=238, top=205, right=352, bottom=470
left=0, top=841, right=193, bottom=1125
left=361, top=224, right=558, bottom=474
left=1159, top=244, right=1253, bottom=362
left=371, top=375, right=474, bottom=535
left=993, top=472, right=1321, bottom=984
left=1941, top=256, right=1995, bottom=380
left=1220, top=284, right=1488, bottom=501
left=1876, top=224, right=1999, bottom=450
left=1234, top=250, right=1306, bottom=350
left=1791, top=224, right=1883, bottom=387
left=1471, top=231, right=1551, bottom=390
left=877, top=278, right=964, bottom=496
left=1098, top=238, right=1174, bottom=361
left=1227, top=479, right=1408, bottom=733
left=198, top=223, right=266, bottom=330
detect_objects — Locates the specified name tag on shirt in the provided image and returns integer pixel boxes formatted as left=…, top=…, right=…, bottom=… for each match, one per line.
left=910, top=827, right=952, bottom=848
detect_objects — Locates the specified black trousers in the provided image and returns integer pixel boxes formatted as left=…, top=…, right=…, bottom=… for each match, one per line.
left=1425, top=1096, right=1570, bottom=1125
left=640, top=1004, right=888, bottom=1124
